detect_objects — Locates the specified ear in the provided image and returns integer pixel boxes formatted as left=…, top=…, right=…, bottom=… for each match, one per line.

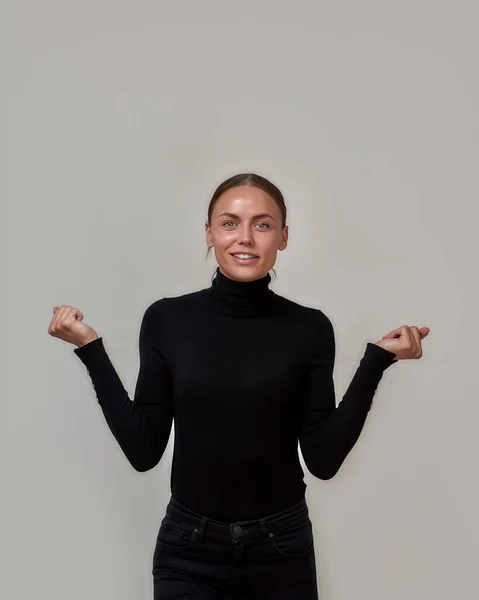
left=279, top=230, right=288, bottom=250
left=205, top=222, right=213, bottom=245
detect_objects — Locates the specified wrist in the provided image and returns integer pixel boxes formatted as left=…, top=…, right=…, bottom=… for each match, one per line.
left=75, top=334, right=99, bottom=348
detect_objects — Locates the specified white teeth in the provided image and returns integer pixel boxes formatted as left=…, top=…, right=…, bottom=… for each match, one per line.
left=233, top=254, right=258, bottom=259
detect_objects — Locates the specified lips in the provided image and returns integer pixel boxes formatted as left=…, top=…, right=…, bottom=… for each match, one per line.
left=230, top=254, right=260, bottom=263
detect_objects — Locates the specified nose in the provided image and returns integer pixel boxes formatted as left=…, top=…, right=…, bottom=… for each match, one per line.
left=237, top=224, right=254, bottom=244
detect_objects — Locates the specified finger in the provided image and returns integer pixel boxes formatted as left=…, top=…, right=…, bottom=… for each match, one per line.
left=405, top=325, right=416, bottom=346
left=54, top=305, right=71, bottom=328
left=51, top=305, right=62, bottom=327
left=63, top=306, right=79, bottom=327
left=50, top=305, right=63, bottom=332
left=411, top=326, right=424, bottom=357
left=68, top=307, right=83, bottom=324
left=419, top=327, right=430, bottom=338
left=410, top=326, right=421, bottom=352
left=400, top=325, right=413, bottom=349
left=382, top=326, right=403, bottom=339
left=405, top=326, right=422, bottom=356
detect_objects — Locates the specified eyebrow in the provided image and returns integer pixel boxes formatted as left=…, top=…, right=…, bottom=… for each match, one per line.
left=217, top=212, right=276, bottom=221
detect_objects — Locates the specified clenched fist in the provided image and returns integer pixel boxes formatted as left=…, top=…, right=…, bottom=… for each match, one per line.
left=48, top=305, right=99, bottom=348
left=374, top=325, right=430, bottom=361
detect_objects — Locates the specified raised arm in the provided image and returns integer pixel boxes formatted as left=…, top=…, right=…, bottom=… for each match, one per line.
left=73, top=301, right=174, bottom=472
left=299, top=314, right=397, bottom=480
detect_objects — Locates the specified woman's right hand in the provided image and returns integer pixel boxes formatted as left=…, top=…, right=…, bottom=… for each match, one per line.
left=48, top=305, right=99, bottom=348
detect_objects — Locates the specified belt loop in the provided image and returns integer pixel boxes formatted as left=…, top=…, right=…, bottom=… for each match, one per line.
left=259, top=517, right=270, bottom=537
left=195, top=516, right=207, bottom=542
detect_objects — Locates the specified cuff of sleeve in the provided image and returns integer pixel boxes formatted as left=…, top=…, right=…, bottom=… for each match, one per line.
left=362, top=342, right=398, bottom=370
left=73, top=336, right=106, bottom=367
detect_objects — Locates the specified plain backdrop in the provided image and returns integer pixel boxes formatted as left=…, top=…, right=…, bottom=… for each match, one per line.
left=3, top=1, right=478, bottom=598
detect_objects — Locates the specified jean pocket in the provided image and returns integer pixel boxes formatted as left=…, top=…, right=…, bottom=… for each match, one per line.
left=156, top=517, right=197, bottom=551
left=270, top=518, right=314, bottom=557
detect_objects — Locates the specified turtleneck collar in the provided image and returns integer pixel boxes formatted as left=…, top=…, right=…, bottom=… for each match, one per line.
left=207, top=266, right=277, bottom=316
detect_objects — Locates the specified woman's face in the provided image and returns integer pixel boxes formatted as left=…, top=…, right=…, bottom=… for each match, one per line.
left=205, top=185, right=288, bottom=281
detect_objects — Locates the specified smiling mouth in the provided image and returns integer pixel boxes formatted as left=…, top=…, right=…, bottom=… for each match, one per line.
left=230, top=254, right=259, bottom=262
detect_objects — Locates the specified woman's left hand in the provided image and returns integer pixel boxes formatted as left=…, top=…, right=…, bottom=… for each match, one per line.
left=374, top=325, right=430, bottom=361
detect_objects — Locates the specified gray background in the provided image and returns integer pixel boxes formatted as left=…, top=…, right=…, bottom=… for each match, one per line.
left=3, top=1, right=478, bottom=598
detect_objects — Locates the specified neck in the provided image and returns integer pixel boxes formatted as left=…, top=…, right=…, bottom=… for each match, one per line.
left=207, top=266, right=276, bottom=316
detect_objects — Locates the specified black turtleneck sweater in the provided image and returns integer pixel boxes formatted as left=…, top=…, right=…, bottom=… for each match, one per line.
left=74, top=267, right=397, bottom=521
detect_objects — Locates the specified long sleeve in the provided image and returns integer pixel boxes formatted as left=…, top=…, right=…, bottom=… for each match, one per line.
left=73, top=301, right=174, bottom=472
left=299, top=315, right=397, bottom=480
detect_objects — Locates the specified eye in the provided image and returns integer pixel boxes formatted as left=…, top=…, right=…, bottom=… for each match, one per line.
left=222, top=221, right=270, bottom=229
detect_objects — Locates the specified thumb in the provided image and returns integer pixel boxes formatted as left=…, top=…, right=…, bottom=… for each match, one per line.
left=382, top=326, right=402, bottom=339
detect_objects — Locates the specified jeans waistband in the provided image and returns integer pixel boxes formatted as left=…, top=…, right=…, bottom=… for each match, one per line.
left=164, top=495, right=310, bottom=544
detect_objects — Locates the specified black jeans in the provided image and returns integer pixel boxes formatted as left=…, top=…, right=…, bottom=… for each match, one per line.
left=152, top=495, right=319, bottom=599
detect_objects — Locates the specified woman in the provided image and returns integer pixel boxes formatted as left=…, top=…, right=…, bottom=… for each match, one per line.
left=48, top=172, right=429, bottom=599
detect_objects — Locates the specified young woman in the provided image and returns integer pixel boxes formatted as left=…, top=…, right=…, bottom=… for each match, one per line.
left=48, top=172, right=429, bottom=599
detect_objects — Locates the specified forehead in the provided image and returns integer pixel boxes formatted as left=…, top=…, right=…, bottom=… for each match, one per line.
left=213, top=185, right=279, bottom=215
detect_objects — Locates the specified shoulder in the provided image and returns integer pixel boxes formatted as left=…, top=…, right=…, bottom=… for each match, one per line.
left=273, top=292, right=334, bottom=332
left=270, top=293, right=335, bottom=357
left=139, top=291, right=206, bottom=345
left=142, top=289, right=207, bottom=320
